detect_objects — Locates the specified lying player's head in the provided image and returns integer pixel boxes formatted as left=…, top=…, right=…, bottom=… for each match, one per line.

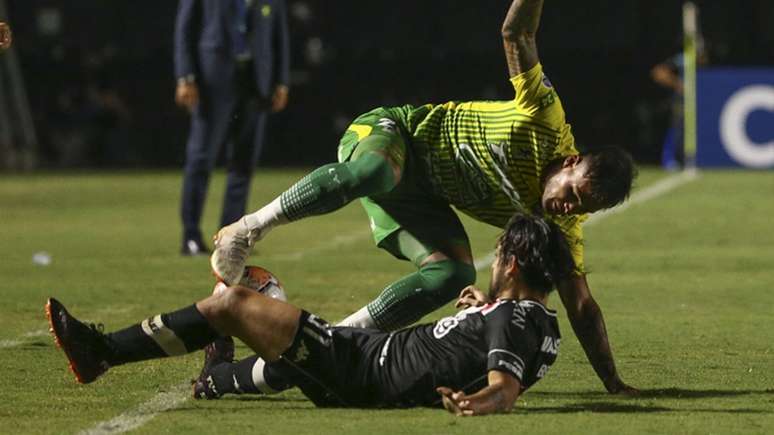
left=541, top=147, right=636, bottom=216
left=489, top=213, right=575, bottom=299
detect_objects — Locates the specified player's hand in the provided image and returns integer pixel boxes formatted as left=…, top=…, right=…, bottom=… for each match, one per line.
left=0, top=22, right=12, bottom=51
left=175, top=81, right=199, bottom=113
left=436, top=387, right=474, bottom=416
left=604, top=376, right=640, bottom=396
left=271, top=84, right=289, bottom=112
left=455, top=285, right=489, bottom=309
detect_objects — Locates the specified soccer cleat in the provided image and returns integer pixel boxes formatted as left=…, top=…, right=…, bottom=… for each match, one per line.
left=192, top=374, right=222, bottom=400
left=46, top=298, right=112, bottom=384
left=192, top=337, right=234, bottom=400
left=210, top=217, right=261, bottom=285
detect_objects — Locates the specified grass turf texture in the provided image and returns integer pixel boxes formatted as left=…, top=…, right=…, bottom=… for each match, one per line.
left=0, top=168, right=772, bottom=434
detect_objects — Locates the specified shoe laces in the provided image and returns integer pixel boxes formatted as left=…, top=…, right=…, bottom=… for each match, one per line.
left=88, top=323, right=106, bottom=336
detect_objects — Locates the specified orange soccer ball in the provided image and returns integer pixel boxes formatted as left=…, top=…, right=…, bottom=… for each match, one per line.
left=212, top=265, right=287, bottom=301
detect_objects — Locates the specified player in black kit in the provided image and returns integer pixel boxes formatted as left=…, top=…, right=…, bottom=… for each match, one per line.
left=47, top=213, right=574, bottom=416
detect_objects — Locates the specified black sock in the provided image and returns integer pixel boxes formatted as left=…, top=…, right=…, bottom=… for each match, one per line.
left=106, top=304, right=219, bottom=365
left=210, top=355, right=293, bottom=396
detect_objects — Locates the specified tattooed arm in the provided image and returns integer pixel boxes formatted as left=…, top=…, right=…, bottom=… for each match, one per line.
left=437, top=371, right=521, bottom=416
left=558, top=274, right=638, bottom=394
left=501, top=0, right=543, bottom=76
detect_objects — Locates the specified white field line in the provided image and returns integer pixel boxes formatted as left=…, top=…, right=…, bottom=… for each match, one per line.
left=76, top=170, right=699, bottom=434
left=78, top=383, right=190, bottom=435
left=475, top=169, right=699, bottom=271
left=72, top=228, right=375, bottom=434
left=0, top=329, right=48, bottom=349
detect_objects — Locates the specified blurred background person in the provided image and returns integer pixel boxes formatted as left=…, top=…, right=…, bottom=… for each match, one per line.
left=0, top=21, right=10, bottom=50
left=651, top=44, right=708, bottom=170
left=175, top=0, right=290, bottom=256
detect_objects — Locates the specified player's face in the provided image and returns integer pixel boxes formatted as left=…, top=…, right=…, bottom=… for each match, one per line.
left=541, top=156, right=600, bottom=215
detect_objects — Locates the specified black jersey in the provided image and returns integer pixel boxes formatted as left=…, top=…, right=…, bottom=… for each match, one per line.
left=278, top=299, right=560, bottom=408
left=377, top=299, right=561, bottom=406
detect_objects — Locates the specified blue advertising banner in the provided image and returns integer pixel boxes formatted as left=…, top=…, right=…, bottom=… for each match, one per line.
left=697, top=69, right=774, bottom=168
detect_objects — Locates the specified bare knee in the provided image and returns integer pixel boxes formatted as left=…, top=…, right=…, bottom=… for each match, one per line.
left=199, top=285, right=253, bottom=326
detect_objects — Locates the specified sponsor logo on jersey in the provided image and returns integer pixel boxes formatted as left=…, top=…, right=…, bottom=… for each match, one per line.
left=536, top=363, right=549, bottom=378
left=539, top=91, right=556, bottom=109
left=511, top=304, right=527, bottom=330
left=487, top=142, right=522, bottom=206
left=540, top=336, right=560, bottom=355
left=377, top=118, right=396, bottom=133
left=452, top=143, right=492, bottom=206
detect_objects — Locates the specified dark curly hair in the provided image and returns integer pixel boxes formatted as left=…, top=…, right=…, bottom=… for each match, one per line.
left=584, top=147, right=638, bottom=210
left=497, top=213, right=575, bottom=294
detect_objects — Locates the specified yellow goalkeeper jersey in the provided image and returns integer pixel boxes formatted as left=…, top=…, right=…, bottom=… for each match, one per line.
left=390, top=63, right=587, bottom=272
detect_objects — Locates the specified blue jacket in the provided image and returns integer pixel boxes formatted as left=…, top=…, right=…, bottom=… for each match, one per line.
left=174, top=0, right=290, bottom=98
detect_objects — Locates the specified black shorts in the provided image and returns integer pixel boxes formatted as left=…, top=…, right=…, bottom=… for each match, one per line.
left=274, top=311, right=391, bottom=407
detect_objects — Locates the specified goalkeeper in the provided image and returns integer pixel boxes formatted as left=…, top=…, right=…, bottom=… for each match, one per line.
left=210, top=0, right=637, bottom=394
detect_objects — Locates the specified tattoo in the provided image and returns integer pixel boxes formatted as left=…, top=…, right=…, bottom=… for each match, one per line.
left=502, top=0, right=544, bottom=38
left=501, top=0, right=544, bottom=76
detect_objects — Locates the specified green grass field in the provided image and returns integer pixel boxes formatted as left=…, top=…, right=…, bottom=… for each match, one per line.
left=1, top=168, right=772, bottom=434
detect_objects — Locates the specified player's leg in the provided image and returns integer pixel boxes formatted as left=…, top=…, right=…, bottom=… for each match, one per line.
left=211, top=109, right=406, bottom=284
left=340, top=228, right=476, bottom=330
left=46, top=288, right=301, bottom=384
left=338, top=152, right=477, bottom=330
left=194, top=353, right=291, bottom=399
left=196, top=234, right=475, bottom=398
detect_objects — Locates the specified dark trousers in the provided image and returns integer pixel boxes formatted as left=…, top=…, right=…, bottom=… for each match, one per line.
left=180, top=61, right=268, bottom=241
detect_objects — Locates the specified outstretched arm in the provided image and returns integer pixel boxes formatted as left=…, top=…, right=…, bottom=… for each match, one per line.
left=501, top=0, right=544, bottom=76
left=437, top=370, right=521, bottom=416
left=558, top=274, right=638, bottom=394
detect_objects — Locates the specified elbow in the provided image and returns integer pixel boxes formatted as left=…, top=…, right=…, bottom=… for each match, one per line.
left=501, top=26, right=532, bottom=41
left=501, top=26, right=517, bottom=40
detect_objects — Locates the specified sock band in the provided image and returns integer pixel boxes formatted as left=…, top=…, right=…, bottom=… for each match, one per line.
left=141, top=315, right=188, bottom=356
left=252, top=357, right=281, bottom=394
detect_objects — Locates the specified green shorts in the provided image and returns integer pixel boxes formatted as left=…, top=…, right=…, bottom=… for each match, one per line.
left=338, top=107, right=470, bottom=264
